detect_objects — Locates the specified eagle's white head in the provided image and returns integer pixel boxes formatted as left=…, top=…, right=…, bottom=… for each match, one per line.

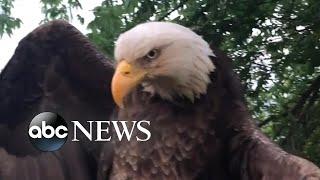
left=112, top=22, right=215, bottom=107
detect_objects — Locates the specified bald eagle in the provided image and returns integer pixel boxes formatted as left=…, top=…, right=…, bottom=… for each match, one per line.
left=0, top=20, right=319, bottom=180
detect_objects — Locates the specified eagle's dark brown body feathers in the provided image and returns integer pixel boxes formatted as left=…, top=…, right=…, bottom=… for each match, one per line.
left=0, top=21, right=319, bottom=180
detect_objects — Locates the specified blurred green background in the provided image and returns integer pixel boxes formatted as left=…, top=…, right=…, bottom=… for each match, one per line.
left=1, top=0, right=319, bottom=165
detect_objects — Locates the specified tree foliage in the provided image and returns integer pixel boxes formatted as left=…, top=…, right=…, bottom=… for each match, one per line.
left=0, top=0, right=319, bottom=165
left=40, top=0, right=82, bottom=23
left=0, top=0, right=21, bottom=37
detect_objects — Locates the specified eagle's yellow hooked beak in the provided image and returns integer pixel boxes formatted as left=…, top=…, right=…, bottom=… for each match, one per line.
left=111, top=60, right=147, bottom=108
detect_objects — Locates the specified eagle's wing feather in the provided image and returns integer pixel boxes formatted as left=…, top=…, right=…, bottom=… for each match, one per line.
left=0, top=20, right=115, bottom=180
left=246, top=133, right=320, bottom=179
left=210, top=47, right=320, bottom=179
left=228, top=128, right=320, bottom=179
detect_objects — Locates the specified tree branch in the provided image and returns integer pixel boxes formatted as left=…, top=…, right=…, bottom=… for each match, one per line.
left=291, top=75, right=320, bottom=117
left=157, top=0, right=189, bottom=21
left=259, top=75, right=320, bottom=127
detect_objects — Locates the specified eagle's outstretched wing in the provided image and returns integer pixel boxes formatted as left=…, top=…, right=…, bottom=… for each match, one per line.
left=211, top=47, right=320, bottom=180
left=228, top=126, right=320, bottom=179
left=0, top=20, right=115, bottom=180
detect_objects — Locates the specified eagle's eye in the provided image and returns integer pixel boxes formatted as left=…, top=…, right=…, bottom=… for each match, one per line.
left=145, top=49, right=159, bottom=60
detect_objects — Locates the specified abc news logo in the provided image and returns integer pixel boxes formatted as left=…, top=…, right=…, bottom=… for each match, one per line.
left=28, top=112, right=68, bottom=151
left=28, top=112, right=151, bottom=152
